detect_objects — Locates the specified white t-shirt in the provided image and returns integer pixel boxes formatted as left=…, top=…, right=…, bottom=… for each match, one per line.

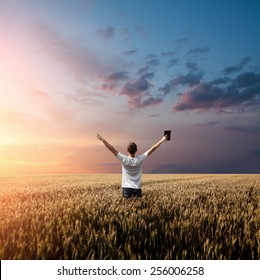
left=117, top=152, right=148, bottom=189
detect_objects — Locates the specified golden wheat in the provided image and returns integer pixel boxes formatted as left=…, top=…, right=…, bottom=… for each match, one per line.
left=0, top=174, right=259, bottom=259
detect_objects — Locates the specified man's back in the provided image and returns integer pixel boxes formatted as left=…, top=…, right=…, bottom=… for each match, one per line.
left=117, top=152, right=148, bottom=189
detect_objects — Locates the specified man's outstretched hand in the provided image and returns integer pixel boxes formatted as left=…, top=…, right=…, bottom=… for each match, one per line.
left=161, top=135, right=169, bottom=142
left=146, top=134, right=170, bottom=156
left=97, top=133, right=118, bottom=156
left=97, top=133, right=104, bottom=141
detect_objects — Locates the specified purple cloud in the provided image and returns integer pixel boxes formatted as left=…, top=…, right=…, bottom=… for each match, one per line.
left=167, top=58, right=180, bottom=68
left=172, top=83, right=226, bottom=111
left=105, top=71, right=129, bottom=82
left=101, top=70, right=162, bottom=109
left=145, top=54, right=157, bottom=59
left=161, top=51, right=176, bottom=57
left=120, top=77, right=152, bottom=96
left=139, top=97, right=163, bottom=108
left=172, top=70, right=260, bottom=112
left=210, top=77, right=231, bottom=85
left=234, top=72, right=260, bottom=88
left=174, top=38, right=190, bottom=46
left=123, top=49, right=138, bottom=56
left=160, top=71, right=203, bottom=95
left=137, top=66, right=150, bottom=75
left=222, top=56, right=251, bottom=75
left=119, top=73, right=162, bottom=108
left=186, top=62, right=199, bottom=72
left=146, top=58, right=160, bottom=67
left=96, top=26, right=115, bottom=40
left=101, top=71, right=129, bottom=92
left=187, top=47, right=210, bottom=56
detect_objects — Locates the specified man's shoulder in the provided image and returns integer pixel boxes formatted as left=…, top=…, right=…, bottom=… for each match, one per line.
left=138, top=152, right=148, bottom=158
left=136, top=152, right=148, bottom=162
left=117, top=152, right=126, bottom=160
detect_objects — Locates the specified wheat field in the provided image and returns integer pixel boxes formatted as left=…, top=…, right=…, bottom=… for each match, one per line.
left=0, top=174, right=259, bottom=260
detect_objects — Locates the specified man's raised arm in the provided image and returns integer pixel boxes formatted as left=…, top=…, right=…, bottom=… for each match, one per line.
left=146, top=135, right=168, bottom=156
left=97, top=133, right=118, bottom=157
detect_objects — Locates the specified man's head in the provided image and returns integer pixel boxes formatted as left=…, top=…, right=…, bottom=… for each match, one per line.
left=127, top=142, right=137, bottom=155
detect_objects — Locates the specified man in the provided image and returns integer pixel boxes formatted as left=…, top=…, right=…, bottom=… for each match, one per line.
left=97, top=133, right=168, bottom=198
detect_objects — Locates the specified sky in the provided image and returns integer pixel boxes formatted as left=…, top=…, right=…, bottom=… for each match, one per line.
left=0, top=0, right=260, bottom=174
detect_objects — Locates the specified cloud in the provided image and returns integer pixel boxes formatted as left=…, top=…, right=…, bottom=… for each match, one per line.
left=186, top=62, right=199, bottom=72
left=136, top=57, right=160, bottom=77
left=101, top=71, right=129, bottom=92
left=234, top=71, right=260, bottom=88
left=146, top=58, right=160, bottom=67
left=160, top=60, right=203, bottom=95
left=210, top=77, right=231, bottom=85
left=187, top=47, right=210, bottom=56
left=96, top=25, right=115, bottom=40
left=120, top=75, right=152, bottom=97
left=174, top=38, right=190, bottom=46
left=130, top=54, right=161, bottom=79
left=172, top=83, right=224, bottom=111
left=119, top=73, right=162, bottom=108
left=101, top=70, right=162, bottom=109
left=166, top=58, right=180, bottom=68
left=139, top=97, right=163, bottom=108
left=105, top=71, right=129, bottom=82
left=137, top=66, right=150, bottom=75
left=140, top=72, right=154, bottom=80
left=222, top=56, right=252, bottom=75
left=174, top=84, right=258, bottom=112
left=145, top=54, right=157, bottom=59
left=123, top=49, right=138, bottom=56
left=171, top=63, right=260, bottom=113
left=161, top=51, right=176, bottom=57
left=160, top=70, right=203, bottom=95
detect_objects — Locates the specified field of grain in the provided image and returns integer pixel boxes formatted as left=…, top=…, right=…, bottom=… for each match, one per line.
left=0, top=174, right=259, bottom=260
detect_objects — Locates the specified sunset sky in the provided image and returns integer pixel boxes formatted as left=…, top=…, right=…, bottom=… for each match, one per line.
left=0, top=0, right=260, bottom=174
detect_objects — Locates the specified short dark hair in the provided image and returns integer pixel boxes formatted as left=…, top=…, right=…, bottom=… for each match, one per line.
left=127, top=142, right=137, bottom=154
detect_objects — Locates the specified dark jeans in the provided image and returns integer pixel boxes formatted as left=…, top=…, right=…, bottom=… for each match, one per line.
left=122, top=188, right=142, bottom=198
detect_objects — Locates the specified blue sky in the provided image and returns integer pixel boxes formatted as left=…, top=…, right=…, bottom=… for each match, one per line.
left=0, top=0, right=260, bottom=174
